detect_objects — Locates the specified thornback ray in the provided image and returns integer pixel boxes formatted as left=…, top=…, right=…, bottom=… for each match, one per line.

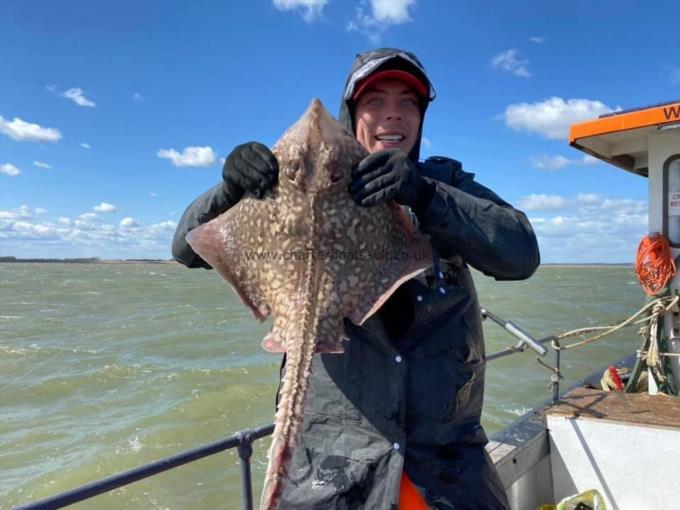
left=186, top=98, right=432, bottom=509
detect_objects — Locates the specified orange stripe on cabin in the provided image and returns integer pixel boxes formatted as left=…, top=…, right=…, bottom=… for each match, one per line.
left=570, top=101, right=680, bottom=143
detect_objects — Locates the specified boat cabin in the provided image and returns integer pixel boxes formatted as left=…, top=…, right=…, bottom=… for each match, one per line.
left=490, top=100, right=680, bottom=510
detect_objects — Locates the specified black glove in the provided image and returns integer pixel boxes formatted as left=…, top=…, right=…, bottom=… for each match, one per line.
left=222, top=142, right=279, bottom=202
left=348, top=149, right=434, bottom=210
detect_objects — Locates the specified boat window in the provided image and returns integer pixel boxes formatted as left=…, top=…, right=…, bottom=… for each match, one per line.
left=664, top=155, right=680, bottom=247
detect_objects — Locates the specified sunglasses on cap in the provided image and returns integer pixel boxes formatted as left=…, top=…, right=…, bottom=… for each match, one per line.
left=343, top=51, right=436, bottom=102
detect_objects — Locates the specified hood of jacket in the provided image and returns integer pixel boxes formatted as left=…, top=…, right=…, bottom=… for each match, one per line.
left=338, top=48, right=435, bottom=162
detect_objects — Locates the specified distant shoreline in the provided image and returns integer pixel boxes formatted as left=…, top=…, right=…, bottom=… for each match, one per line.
left=540, top=263, right=633, bottom=268
left=0, top=257, right=631, bottom=267
left=0, top=257, right=176, bottom=264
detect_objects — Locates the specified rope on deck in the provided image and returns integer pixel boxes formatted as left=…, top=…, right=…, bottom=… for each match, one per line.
left=524, top=294, right=680, bottom=397
left=552, top=294, right=679, bottom=352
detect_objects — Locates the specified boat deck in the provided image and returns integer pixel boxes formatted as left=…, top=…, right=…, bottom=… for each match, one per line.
left=545, top=386, right=680, bottom=509
left=545, top=386, right=680, bottom=428
left=488, top=382, right=680, bottom=510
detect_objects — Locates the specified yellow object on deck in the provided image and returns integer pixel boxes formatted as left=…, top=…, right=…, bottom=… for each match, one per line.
left=538, top=489, right=607, bottom=510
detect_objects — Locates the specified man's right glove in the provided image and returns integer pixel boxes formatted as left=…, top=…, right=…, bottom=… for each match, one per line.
left=223, top=142, right=279, bottom=202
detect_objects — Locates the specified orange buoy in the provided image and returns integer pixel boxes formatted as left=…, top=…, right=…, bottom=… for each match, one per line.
left=635, top=234, right=676, bottom=296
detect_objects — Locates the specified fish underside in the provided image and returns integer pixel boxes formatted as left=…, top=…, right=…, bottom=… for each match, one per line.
left=186, top=98, right=432, bottom=509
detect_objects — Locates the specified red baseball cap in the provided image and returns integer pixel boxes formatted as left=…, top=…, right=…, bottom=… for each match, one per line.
left=352, top=69, right=429, bottom=101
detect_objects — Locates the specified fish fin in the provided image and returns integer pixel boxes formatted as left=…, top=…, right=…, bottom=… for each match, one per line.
left=348, top=256, right=431, bottom=326
left=348, top=206, right=432, bottom=325
left=261, top=331, right=286, bottom=353
left=315, top=337, right=346, bottom=353
left=263, top=329, right=345, bottom=354
left=186, top=216, right=270, bottom=321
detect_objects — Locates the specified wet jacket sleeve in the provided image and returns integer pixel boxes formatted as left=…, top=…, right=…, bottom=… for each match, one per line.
left=171, top=183, right=235, bottom=269
left=416, top=167, right=540, bottom=281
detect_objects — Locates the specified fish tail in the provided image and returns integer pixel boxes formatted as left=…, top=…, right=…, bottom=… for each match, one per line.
left=261, top=214, right=321, bottom=510
left=259, top=334, right=316, bottom=509
left=259, top=430, right=291, bottom=509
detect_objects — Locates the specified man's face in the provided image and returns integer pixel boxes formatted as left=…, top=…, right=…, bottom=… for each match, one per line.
left=354, top=78, right=422, bottom=155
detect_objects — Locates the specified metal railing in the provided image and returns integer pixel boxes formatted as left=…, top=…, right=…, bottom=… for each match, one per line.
left=13, top=308, right=548, bottom=510
left=14, top=424, right=274, bottom=510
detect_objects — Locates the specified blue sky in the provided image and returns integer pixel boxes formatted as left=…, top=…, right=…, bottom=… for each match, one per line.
left=1, top=0, right=678, bottom=262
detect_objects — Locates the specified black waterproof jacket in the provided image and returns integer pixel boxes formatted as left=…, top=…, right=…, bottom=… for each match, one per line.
left=172, top=49, right=540, bottom=509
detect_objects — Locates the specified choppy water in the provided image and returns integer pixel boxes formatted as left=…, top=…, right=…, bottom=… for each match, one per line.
left=1, top=263, right=643, bottom=509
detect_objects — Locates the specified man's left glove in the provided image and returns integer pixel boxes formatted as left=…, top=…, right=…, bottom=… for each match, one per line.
left=348, top=149, right=434, bottom=211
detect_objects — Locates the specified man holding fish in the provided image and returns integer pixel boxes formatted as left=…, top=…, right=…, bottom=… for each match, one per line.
left=173, top=48, right=539, bottom=509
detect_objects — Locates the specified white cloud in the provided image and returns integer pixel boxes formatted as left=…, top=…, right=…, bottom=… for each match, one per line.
left=519, top=192, right=647, bottom=217
left=150, top=192, right=158, bottom=197
left=120, top=217, right=140, bottom=228
left=347, top=0, right=416, bottom=42
left=421, top=137, right=432, bottom=148
left=45, top=84, right=57, bottom=93
left=62, top=88, right=96, bottom=107
left=502, top=97, right=616, bottom=140
left=80, top=143, right=91, bottom=149
left=1, top=163, right=21, bottom=176
left=518, top=194, right=567, bottom=211
left=9, top=221, right=58, bottom=239
left=132, top=92, right=144, bottom=102
left=73, top=219, right=98, bottom=229
left=529, top=153, right=603, bottom=171
left=530, top=154, right=571, bottom=171
left=0, top=205, right=178, bottom=259
left=581, top=154, right=601, bottom=165
left=157, top=146, right=217, bottom=167
left=33, top=161, right=52, bottom=169
left=600, top=197, right=643, bottom=210
left=147, top=220, right=175, bottom=236
left=0, top=116, right=62, bottom=143
left=273, top=0, right=328, bottom=22
left=93, top=202, right=116, bottom=213
left=671, top=67, right=680, bottom=85
left=370, top=0, right=415, bottom=23
left=0, top=205, right=39, bottom=220
left=79, top=212, right=98, bottom=221
left=576, top=193, right=600, bottom=204
left=529, top=36, right=544, bottom=44
left=490, top=49, right=531, bottom=78
left=524, top=193, right=647, bottom=262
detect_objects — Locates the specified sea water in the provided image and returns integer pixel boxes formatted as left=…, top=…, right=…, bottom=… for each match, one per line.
left=1, top=263, right=643, bottom=509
